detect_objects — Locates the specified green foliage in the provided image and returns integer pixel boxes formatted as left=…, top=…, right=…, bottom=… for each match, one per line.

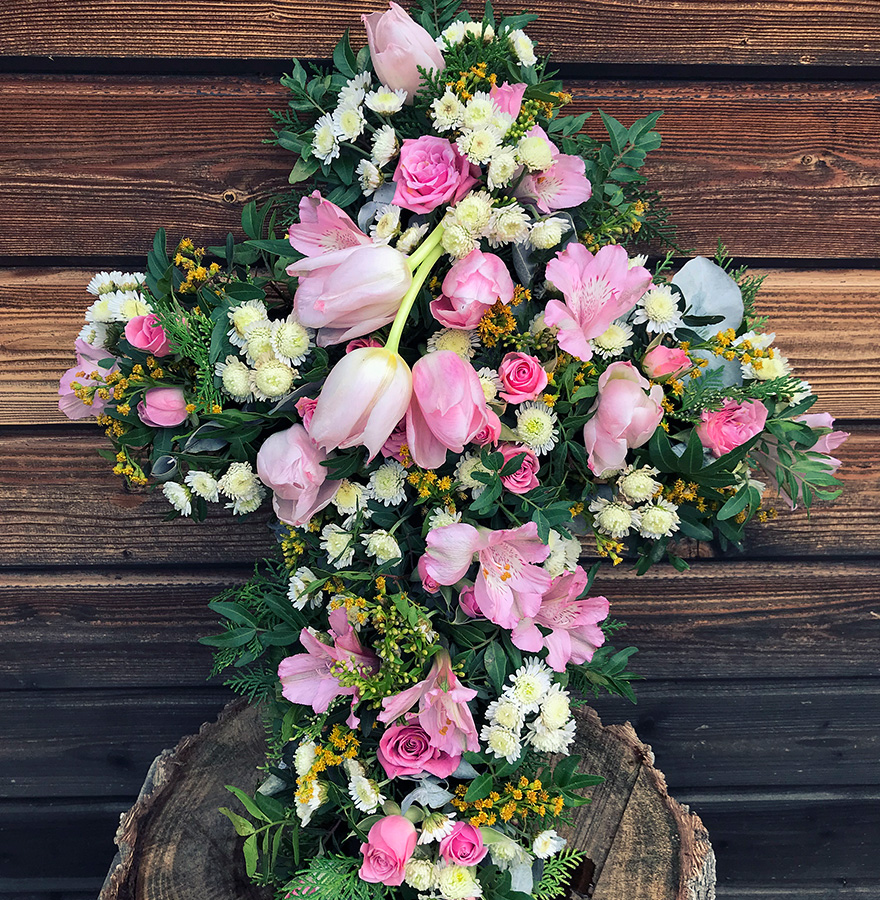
left=284, top=855, right=389, bottom=900
left=568, top=645, right=641, bottom=704
left=535, top=847, right=589, bottom=900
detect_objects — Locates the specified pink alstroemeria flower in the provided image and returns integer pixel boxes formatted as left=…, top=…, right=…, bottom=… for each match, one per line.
left=278, top=608, right=379, bottom=716
left=378, top=650, right=479, bottom=755
left=511, top=566, right=609, bottom=672
left=287, top=190, right=372, bottom=257
left=514, top=125, right=592, bottom=213
left=544, top=243, right=654, bottom=362
left=419, top=521, right=552, bottom=631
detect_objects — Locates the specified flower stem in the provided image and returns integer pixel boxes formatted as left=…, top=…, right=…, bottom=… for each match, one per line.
left=406, top=222, right=446, bottom=273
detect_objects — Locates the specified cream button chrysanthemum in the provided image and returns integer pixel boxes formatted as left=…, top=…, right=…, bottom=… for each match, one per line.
left=293, top=739, right=317, bottom=776
left=311, top=112, right=340, bottom=164
left=418, top=811, right=456, bottom=844
left=452, top=191, right=493, bottom=234
left=184, top=470, right=220, bottom=502
left=465, top=21, right=494, bottom=40
left=481, top=723, right=522, bottom=763
left=321, top=523, right=355, bottom=568
left=368, top=461, right=407, bottom=507
left=271, top=316, right=313, bottom=366
left=227, top=299, right=268, bottom=348
left=215, top=356, right=253, bottom=401
left=107, top=290, right=152, bottom=322
left=337, top=72, right=370, bottom=108
left=477, top=367, right=503, bottom=402
left=370, top=204, right=402, bottom=244
left=538, top=684, right=572, bottom=731
left=426, top=507, right=462, bottom=530
left=404, top=859, right=437, bottom=891
left=589, top=497, right=640, bottom=539
left=507, top=658, right=553, bottom=710
left=638, top=498, right=681, bottom=539
left=396, top=223, right=429, bottom=255
left=632, top=284, right=683, bottom=334
left=592, top=321, right=634, bottom=358
left=371, top=123, right=399, bottom=167
left=243, top=322, right=275, bottom=363
left=529, top=217, right=570, bottom=250
left=617, top=465, right=661, bottom=503
left=628, top=253, right=649, bottom=269
left=437, top=20, right=468, bottom=48
left=162, top=482, right=192, bottom=516
left=517, top=134, right=554, bottom=172
left=515, top=401, right=559, bottom=455
left=455, top=453, right=491, bottom=497
left=348, top=775, right=385, bottom=813
left=78, top=322, right=109, bottom=348
left=85, top=296, right=115, bottom=324
left=427, top=327, right=480, bottom=360
left=365, top=85, right=406, bottom=115
left=356, top=159, right=383, bottom=196
left=509, top=29, right=537, bottom=65
left=458, top=127, right=500, bottom=164
left=436, top=864, right=482, bottom=900
left=333, top=104, right=367, bottom=141
left=87, top=271, right=121, bottom=296
left=486, top=696, right=525, bottom=731
left=362, top=529, right=401, bottom=564
left=251, top=357, right=295, bottom=400
left=431, top=89, right=465, bottom=131
left=488, top=203, right=531, bottom=247
left=287, top=566, right=322, bottom=610
left=526, top=718, right=576, bottom=753
left=462, top=92, right=498, bottom=130
left=487, top=148, right=518, bottom=190
left=333, top=479, right=369, bottom=516
left=543, top=529, right=581, bottom=577
left=441, top=221, right=479, bottom=258
left=533, top=829, right=567, bottom=859
left=218, top=461, right=263, bottom=502
left=743, top=352, right=791, bottom=381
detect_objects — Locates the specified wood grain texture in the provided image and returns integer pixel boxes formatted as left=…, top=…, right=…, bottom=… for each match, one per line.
left=1, top=1, right=879, bottom=66
left=3, top=76, right=880, bottom=258
left=4, top=266, right=879, bottom=426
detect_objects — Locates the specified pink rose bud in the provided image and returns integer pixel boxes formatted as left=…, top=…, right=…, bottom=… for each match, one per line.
left=498, top=443, right=541, bottom=494
left=124, top=314, right=172, bottom=357
left=696, top=398, right=769, bottom=458
left=392, top=136, right=480, bottom=214
left=377, top=723, right=461, bottom=779
left=796, top=412, right=849, bottom=455
left=137, top=386, right=189, bottom=428
left=499, top=352, right=548, bottom=403
left=490, top=81, right=528, bottom=119
left=472, top=408, right=502, bottom=447
left=346, top=337, right=383, bottom=353
left=458, top=585, right=480, bottom=618
left=430, top=249, right=515, bottom=329
left=294, top=396, right=318, bottom=432
left=417, top=554, right=441, bottom=594
left=362, top=2, right=445, bottom=102
left=359, top=815, right=418, bottom=886
left=642, top=345, right=691, bottom=379
left=381, top=419, right=410, bottom=465
left=438, top=822, right=488, bottom=866
left=256, top=424, right=339, bottom=526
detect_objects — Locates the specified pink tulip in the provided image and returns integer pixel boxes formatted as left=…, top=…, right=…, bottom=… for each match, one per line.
left=544, top=244, right=653, bottom=361
left=309, top=347, right=413, bottom=460
left=405, top=351, right=492, bottom=468
left=289, top=243, right=412, bottom=346
left=514, top=125, right=592, bottom=213
left=642, top=345, right=691, bottom=379
left=490, top=81, right=527, bottom=119
left=582, top=361, right=664, bottom=477
left=379, top=650, right=479, bottom=755
left=420, top=521, right=551, bottom=631
left=124, top=314, right=172, bottom=356
left=511, top=566, right=609, bottom=672
left=256, top=423, right=337, bottom=525
left=696, top=398, right=768, bottom=458
left=359, top=815, right=418, bottom=886
left=362, top=2, right=445, bottom=102
left=393, top=136, right=479, bottom=214
left=430, top=249, right=514, bottom=329
left=287, top=190, right=372, bottom=257
left=499, top=352, right=548, bottom=403
left=58, top=339, right=118, bottom=420
left=498, top=443, right=541, bottom=494
left=137, top=386, right=189, bottom=428
left=377, top=722, right=460, bottom=779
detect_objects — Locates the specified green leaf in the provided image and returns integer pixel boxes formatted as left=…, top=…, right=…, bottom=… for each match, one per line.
left=333, top=29, right=358, bottom=79
left=648, top=427, right=681, bottom=473
left=219, top=807, right=255, bottom=836
left=242, top=833, right=258, bottom=878
left=599, top=110, right=628, bottom=155
left=208, top=601, right=259, bottom=627
left=464, top=772, right=494, bottom=801
left=244, top=238, right=298, bottom=256
left=199, top=628, right=257, bottom=648
left=552, top=754, right=581, bottom=788
left=289, top=156, right=319, bottom=184
left=484, top=642, right=507, bottom=696
left=226, top=785, right=271, bottom=822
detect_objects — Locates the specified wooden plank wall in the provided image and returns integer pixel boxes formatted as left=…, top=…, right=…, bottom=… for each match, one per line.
left=1, top=2, right=878, bottom=896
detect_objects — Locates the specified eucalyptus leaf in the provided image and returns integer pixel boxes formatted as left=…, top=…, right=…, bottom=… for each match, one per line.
left=399, top=777, right=455, bottom=813
left=150, top=454, right=178, bottom=481
left=672, top=257, right=744, bottom=339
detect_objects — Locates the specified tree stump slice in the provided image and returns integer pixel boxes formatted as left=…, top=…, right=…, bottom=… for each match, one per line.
left=100, top=700, right=714, bottom=900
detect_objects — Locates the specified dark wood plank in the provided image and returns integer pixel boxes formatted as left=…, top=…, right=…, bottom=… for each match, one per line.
left=1, top=1, right=879, bottom=67
left=5, top=266, right=878, bottom=426
left=2, top=76, right=880, bottom=259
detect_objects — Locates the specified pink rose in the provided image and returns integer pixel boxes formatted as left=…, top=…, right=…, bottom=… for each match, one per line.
left=458, top=584, right=480, bottom=618
left=378, top=723, right=461, bottom=779
left=696, top=398, right=769, bottom=458
left=137, top=386, right=188, bottom=428
left=381, top=419, right=410, bottom=465
left=498, top=443, right=540, bottom=494
left=642, top=345, right=691, bottom=379
left=294, top=396, right=318, bottom=431
left=359, top=815, right=418, bottom=885
left=499, top=352, right=548, bottom=403
left=490, top=81, right=527, bottom=119
left=362, top=2, right=444, bottom=102
left=124, top=314, right=171, bottom=356
left=346, top=337, right=383, bottom=353
left=417, top=554, right=441, bottom=594
left=430, top=249, right=515, bottom=329
left=256, top=424, right=338, bottom=526
left=439, top=822, right=488, bottom=866
left=582, top=361, right=664, bottom=477
left=392, top=136, right=479, bottom=214
left=472, top=408, right=501, bottom=447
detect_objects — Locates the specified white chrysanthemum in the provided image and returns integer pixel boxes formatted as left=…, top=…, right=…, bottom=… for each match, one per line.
left=517, top=134, right=554, bottom=172
left=243, top=321, right=275, bottom=363
left=476, top=367, right=503, bottom=403
left=638, top=498, right=681, bottom=539
left=371, top=123, right=399, bottom=167
left=426, top=507, right=462, bottom=530
left=462, top=92, right=499, bottom=130
left=452, top=191, right=494, bottom=234
left=788, top=379, right=813, bottom=407
left=217, top=461, right=262, bottom=501
left=288, top=566, right=322, bottom=610
left=343, top=758, right=365, bottom=778
left=362, top=529, right=401, bottom=564
left=530, top=216, right=570, bottom=250
left=227, top=299, right=269, bottom=348
left=592, top=321, right=634, bottom=358
left=427, top=327, right=480, bottom=360
left=348, top=775, right=385, bottom=813
left=332, top=104, right=366, bottom=141
left=465, top=21, right=494, bottom=40
left=509, top=29, right=537, bottom=65
left=515, top=401, right=559, bottom=455
left=617, top=465, right=661, bottom=503
left=333, top=479, right=369, bottom=516
left=481, top=723, right=523, bottom=763
left=442, top=221, right=479, bottom=259
left=293, top=739, right=317, bottom=776
left=589, top=497, right=641, bottom=539
left=368, top=461, right=407, bottom=506
left=356, top=158, right=384, bottom=196
left=455, top=453, right=490, bottom=497
left=533, top=829, right=567, bottom=859
left=542, top=529, right=581, bottom=577
left=507, top=658, right=553, bottom=711
left=226, top=493, right=264, bottom=515
left=215, top=355, right=253, bottom=401
left=487, top=148, right=518, bottom=189
left=486, top=696, right=525, bottom=731
left=437, top=864, right=482, bottom=900
left=295, top=779, right=328, bottom=826
left=436, top=20, right=468, bottom=48
left=337, top=71, right=371, bottom=108
left=734, top=330, right=775, bottom=351
left=78, top=322, right=109, bottom=348
left=321, top=523, right=355, bottom=568
left=396, top=223, right=429, bottom=255
left=537, top=684, right=572, bottom=731
left=404, top=859, right=437, bottom=891
left=251, top=356, right=296, bottom=401
left=311, top=112, right=340, bottom=164
left=365, top=85, right=406, bottom=115
left=457, top=127, right=500, bottom=164
left=271, top=315, right=313, bottom=366
left=419, top=811, right=456, bottom=844
left=487, top=204, right=531, bottom=247
left=119, top=273, right=146, bottom=291
left=162, top=482, right=192, bottom=516
left=184, top=470, right=220, bottom=502
left=743, top=351, right=792, bottom=381
left=628, top=253, right=649, bottom=269
left=489, top=834, right=533, bottom=870
left=527, top=718, right=576, bottom=753
left=85, top=296, right=115, bottom=323
left=87, top=271, right=122, bottom=296
left=370, top=204, right=402, bottom=244
left=107, top=290, right=152, bottom=322
left=632, top=285, right=683, bottom=334
left=431, top=89, right=465, bottom=131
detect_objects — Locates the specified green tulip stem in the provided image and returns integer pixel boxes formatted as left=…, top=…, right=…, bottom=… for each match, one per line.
left=386, top=237, right=446, bottom=356
left=406, top=222, right=446, bottom=273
